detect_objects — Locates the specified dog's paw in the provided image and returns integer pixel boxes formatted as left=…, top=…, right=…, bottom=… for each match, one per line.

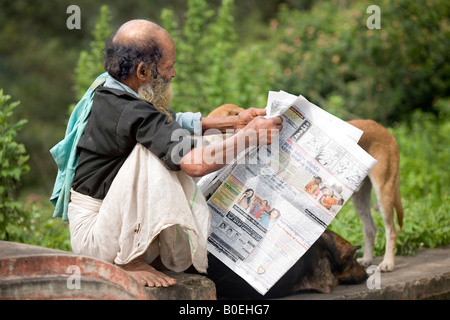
left=357, top=257, right=372, bottom=268
left=378, top=260, right=394, bottom=272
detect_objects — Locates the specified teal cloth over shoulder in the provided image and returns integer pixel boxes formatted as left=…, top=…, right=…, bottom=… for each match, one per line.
left=49, top=72, right=109, bottom=222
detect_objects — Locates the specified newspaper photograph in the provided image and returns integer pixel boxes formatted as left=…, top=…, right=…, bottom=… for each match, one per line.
left=198, top=91, right=377, bottom=295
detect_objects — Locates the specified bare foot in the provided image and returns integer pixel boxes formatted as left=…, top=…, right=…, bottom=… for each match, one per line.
left=119, top=257, right=177, bottom=287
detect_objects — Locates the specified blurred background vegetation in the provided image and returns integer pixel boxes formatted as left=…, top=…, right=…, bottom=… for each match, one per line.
left=0, top=0, right=448, bottom=255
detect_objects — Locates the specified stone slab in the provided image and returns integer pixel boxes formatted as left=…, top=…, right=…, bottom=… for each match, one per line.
left=0, top=241, right=216, bottom=300
left=279, top=245, right=450, bottom=300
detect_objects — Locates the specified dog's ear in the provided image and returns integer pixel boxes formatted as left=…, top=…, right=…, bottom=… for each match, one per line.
left=349, top=245, right=362, bottom=258
left=321, top=230, right=367, bottom=285
left=335, top=244, right=368, bottom=284
left=343, top=244, right=360, bottom=259
left=291, top=252, right=338, bottom=294
left=326, top=230, right=357, bottom=263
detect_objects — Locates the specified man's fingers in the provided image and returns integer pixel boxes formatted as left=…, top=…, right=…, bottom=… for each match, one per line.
left=251, top=108, right=267, bottom=116
left=271, top=116, right=283, bottom=125
left=269, top=116, right=283, bottom=130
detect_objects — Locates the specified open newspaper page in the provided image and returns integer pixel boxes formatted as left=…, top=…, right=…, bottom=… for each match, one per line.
left=198, top=92, right=377, bottom=295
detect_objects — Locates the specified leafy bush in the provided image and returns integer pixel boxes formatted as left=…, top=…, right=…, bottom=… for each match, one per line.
left=0, top=90, right=30, bottom=241
left=70, top=5, right=112, bottom=112
left=0, top=90, right=71, bottom=250
left=162, top=0, right=236, bottom=114
left=268, top=0, right=450, bottom=123
left=162, top=0, right=280, bottom=114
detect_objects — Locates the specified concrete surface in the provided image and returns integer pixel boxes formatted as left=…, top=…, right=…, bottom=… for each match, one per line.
left=0, top=241, right=216, bottom=300
left=280, top=245, right=450, bottom=300
left=1, top=240, right=449, bottom=300
left=145, top=271, right=216, bottom=300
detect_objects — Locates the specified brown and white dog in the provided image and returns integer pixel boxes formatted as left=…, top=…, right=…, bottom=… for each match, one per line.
left=207, top=105, right=403, bottom=272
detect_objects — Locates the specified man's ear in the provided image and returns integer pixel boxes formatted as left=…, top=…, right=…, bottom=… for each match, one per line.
left=136, top=62, right=151, bottom=82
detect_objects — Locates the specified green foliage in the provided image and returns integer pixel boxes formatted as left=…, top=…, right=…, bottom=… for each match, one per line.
left=0, top=90, right=71, bottom=250
left=0, top=90, right=29, bottom=241
left=22, top=197, right=72, bottom=251
left=162, top=0, right=234, bottom=113
left=393, top=109, right=449, bottom=204
left=162, top=0, right=278, bottom=114
left=72, top=5, right=112, bottom=105
left=268, top=0, right=450, bottom=123
left=227, top=43, right=281, bottom=109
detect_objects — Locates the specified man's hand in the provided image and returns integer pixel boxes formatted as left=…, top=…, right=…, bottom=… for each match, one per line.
left=234, top=108, right=267, bottom=130
left=201, top=107, right=266, bottom=135
left=242, top=115, right=283, bottom=146
left=180, top=115, right=283, bottom=177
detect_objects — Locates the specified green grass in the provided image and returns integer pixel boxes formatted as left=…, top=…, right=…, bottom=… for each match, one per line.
left=14, top=197, right=72, bottom=252
left=329, top=192, right=449, bottom=257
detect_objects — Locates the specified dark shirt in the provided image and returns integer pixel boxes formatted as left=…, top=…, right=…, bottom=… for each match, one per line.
left=72, top=86, right=194, bottom=199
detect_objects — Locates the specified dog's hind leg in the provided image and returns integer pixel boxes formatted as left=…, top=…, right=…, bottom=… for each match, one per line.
left=372, top=178, right=397, bottom=272
left=352, top=177, right=376, bottom=268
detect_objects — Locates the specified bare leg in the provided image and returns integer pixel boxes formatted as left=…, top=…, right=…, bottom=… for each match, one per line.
left=119, top=256, right=177, bottom=287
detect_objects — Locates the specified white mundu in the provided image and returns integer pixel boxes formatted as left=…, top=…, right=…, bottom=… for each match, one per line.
left=68, top=143, right=211, bottom=273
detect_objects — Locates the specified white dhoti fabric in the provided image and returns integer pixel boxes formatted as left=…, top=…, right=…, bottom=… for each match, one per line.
left=68, top=143, right=211, bottom=273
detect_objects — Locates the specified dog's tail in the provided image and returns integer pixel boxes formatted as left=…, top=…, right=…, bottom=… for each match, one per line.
left=394, top=171, right=404, bottom=231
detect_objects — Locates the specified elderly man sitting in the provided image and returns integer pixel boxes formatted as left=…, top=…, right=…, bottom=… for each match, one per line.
left=50, top=19, right=282, bottom=288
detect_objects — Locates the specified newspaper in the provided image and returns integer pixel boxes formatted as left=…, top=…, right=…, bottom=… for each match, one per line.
left=197, top=91, right=377, bottom=295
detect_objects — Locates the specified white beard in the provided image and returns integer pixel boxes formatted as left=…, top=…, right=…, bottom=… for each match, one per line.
left=138, top=77, right=174, bottom=121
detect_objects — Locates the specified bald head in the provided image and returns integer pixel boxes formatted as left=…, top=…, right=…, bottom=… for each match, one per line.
left=112, top=19, right=171, bottom=48
left=104, top=19, right=175, bottom=84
